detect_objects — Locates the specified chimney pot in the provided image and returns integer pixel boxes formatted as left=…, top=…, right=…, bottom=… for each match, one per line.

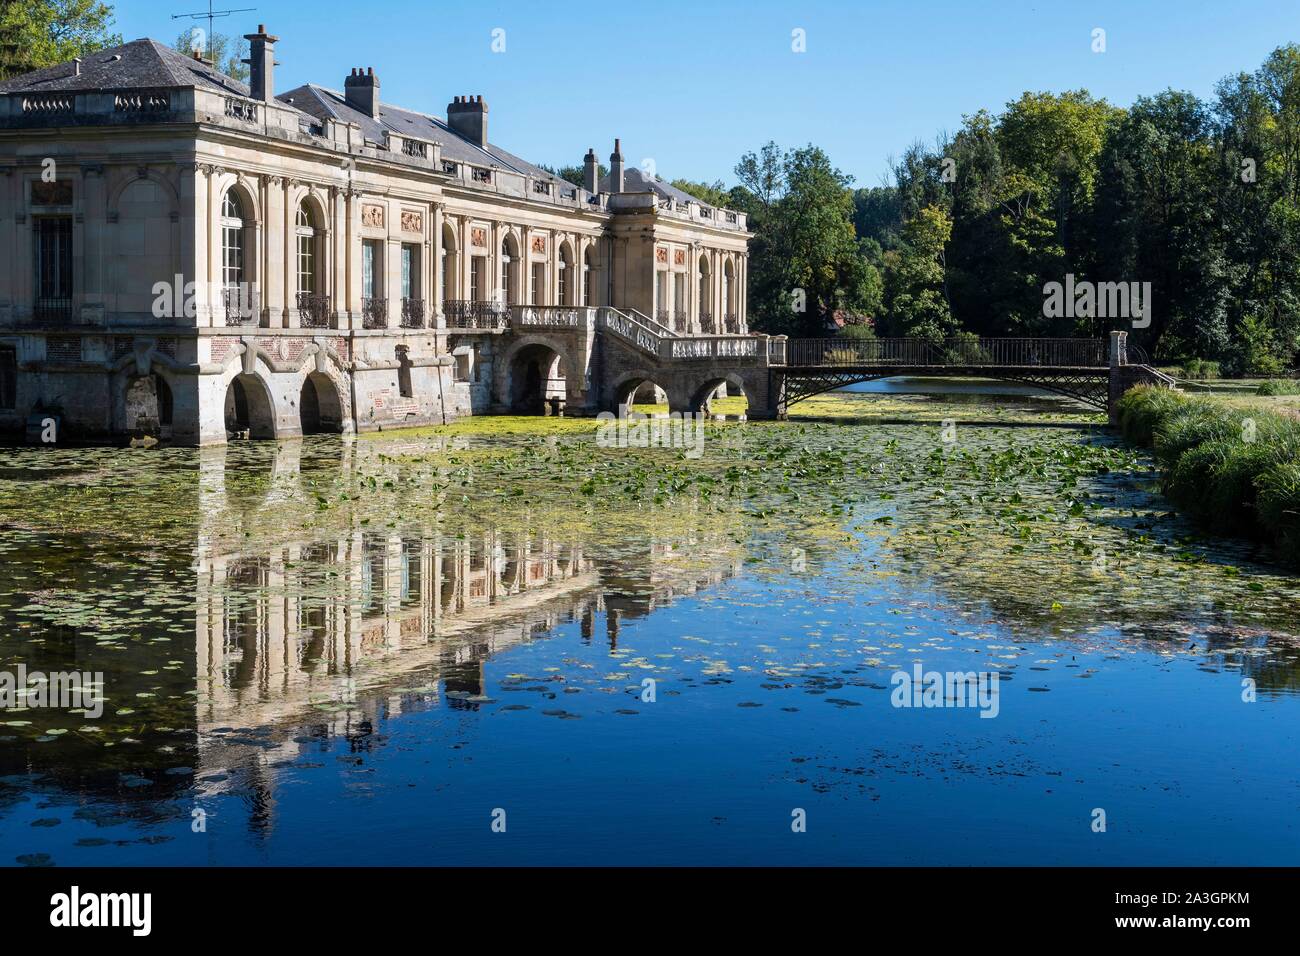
left=344, top=65, right=381, bottom=118
left=446, top=94, right=489, bottom=148
left=242, top=24, right=279, bottom=103
left=609, top=138, right=625, bottom=193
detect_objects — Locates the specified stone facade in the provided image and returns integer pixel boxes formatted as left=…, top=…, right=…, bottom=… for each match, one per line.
left=0, top=30, right=753, bottom=444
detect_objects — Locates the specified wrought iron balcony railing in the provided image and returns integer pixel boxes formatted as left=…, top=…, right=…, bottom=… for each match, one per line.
left=723, top=313, right=739, bottom=334
left=401, top=297, right=425, bottom=328
left=223, top=285, right=259, bottom=326
left=443, top=299, right=509, bottom=329
left=33, top=296, right=73, bottom=324
left=296, top=292, right=332, bottom=328
left=698, top=310, right=714, bottom=334
left=674, top=311, right=688, bottom=333
left=362, top=297, right=388, bottom=329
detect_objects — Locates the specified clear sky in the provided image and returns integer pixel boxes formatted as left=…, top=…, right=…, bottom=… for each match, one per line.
left=119, top=0, right=1298, bottom=189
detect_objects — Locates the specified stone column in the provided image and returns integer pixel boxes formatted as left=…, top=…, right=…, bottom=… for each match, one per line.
left=346, top=189, right=362, bottom=327
left=432, top=202, right=444, bottom=327
left=265, top=177, right=286, bottom=328
left=80, top=164, right=107, bottom=315
left=386, top=232, right=401, bottom=330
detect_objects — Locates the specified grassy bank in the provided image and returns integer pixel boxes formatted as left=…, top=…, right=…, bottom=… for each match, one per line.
left=1117, top=386, right=1300, bottom=567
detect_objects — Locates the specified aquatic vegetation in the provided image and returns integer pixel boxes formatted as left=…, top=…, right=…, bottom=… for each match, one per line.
left=1118, top=386, right=1300, bottom=565
left=3, top=386, right=1300, bottom=866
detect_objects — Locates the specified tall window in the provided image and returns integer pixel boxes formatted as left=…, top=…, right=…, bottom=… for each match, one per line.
left=221, top=191, right=245, bottom=287
left=295, top=201, right=318, bottom=294
left=471, top=255, right=485, bottom=301
left=362, top=241, right=378, bottom=298
left=35, top=217, right=72, bottom=318
left=401, top=245, right=418, bottom=299
left=0, top=346, right=16, bottom=410
left=584, top=248, right=596, bottom=306
left=531, top=262, right=546, bottom=305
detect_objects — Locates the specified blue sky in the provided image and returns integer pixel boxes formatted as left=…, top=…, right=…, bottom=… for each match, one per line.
left=120, top=0, right=1297, bottom=188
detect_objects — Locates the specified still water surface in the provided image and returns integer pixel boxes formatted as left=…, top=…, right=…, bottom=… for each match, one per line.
left=2, top=391, right=1298, bottom=865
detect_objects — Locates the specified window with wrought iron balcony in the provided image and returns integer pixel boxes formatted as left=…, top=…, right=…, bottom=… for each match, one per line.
left=362, top=297, right=388, bottom=329
left=224, top=285, right=259, bottom=326
left=442, top=299, right=508, bottom=329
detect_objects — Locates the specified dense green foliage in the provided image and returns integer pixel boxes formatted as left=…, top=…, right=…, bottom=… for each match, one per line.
left=1117, top=387, right=1300, bottom=564
left=732, top=44, right=1300, bottom=377
left=173, top=28, right=248, bottom=82
left=0, top=0, right=119, bottom=78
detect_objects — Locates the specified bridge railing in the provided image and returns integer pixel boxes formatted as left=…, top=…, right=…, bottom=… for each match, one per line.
left=511, top=305, right=596, bottom=330
left=664, top=335, right=764, bottom=361
left=597, top=307, right=666, bottom=357
left=781, top=336, right=1107, bottom=368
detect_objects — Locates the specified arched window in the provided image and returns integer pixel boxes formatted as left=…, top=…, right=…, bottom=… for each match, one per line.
left=295, top=200, right=319, bottom=294
left=441, top=223, right=458, bottom=301
left=501, top=235, right=518, bottom=306
left=583, top=247, right=596, bottom=306
left=220, top=190, right=245, bottom=287
left=558, top=244, right=573, bottom=306
left=698, top=253, right=712, bottom=332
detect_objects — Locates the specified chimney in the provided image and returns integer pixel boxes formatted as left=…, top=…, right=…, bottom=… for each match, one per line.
left=73, top=58, right=81, bottom=77
left=345, top=67, right=381, bottom=119
left=447, top=95, right=488, bottom=148
left=243, top=24, right=279, bottom=103
left=609, top=138, right=624, bottom=193
left=583, top=148, right=598, bottom=193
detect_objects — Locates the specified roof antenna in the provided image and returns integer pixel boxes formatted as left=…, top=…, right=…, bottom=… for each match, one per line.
left=171, top=0, right=257, bottom=63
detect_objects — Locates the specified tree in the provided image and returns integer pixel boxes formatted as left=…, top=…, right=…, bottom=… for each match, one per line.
left=539, top=162, right=607, bottom=188
left=174, top=27, right=248, bottom=82
left=0, top=0, right=120, bottom=79
left=739, top=143, right=873, bottom=336
left=670, top=178, right=730, bottom=208
left=882, top=205, right=956, bottom=340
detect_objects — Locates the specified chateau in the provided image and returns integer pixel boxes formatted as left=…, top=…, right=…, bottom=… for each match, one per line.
left=0, top=27, right=765, bottom=444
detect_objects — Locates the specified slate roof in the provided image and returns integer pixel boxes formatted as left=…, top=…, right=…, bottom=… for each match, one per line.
left=599, top=166, right=701, bottom=205
left=1, top=38, right=717, bottom=206
left=0, top=37, right=251, bottom=97
left=279, top=84, right=555, bottom=179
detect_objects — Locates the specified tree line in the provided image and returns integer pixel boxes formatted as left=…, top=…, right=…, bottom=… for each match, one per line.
left=673, top=44, right=1300, bottom=374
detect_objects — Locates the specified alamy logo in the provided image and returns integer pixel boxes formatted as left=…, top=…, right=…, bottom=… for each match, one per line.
left=49, top=886, right=151, bottom=936
left=890, top=663, right=1000, bottom=718
left=595, top=410, right=706, bottom=459
left=0, top=665, right=103, bottom=718
left=1043, top=274, right=1151, bottom=328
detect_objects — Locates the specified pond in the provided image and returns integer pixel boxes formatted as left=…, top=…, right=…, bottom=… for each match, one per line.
left=2, top=388, right=1298, bottom=866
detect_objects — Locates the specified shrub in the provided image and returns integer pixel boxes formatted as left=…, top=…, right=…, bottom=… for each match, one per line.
left=1257, top=462, right=1300, bottom=566
left=1117, top=385, right=1186, bottom=446
left=1178, top=358, right=1221, bottom=380
left=1256, top=378, right=1300, bottom=396
left=1116, top=385, right=1300, bottom=566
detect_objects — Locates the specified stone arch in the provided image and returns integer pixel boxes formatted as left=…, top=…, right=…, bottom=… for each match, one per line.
left=688, top=372, right=751, bottom=418
left=507, top=342, right=569, bottom=414
left=609, top=370, right=683, bottom=414
left=299, top=370, right=344, bottom=434
left=123, top=370, right=174, bottom=437
left=219, top=362, right=278, bottom=440
left=496, top=333, right=583, bottom=412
